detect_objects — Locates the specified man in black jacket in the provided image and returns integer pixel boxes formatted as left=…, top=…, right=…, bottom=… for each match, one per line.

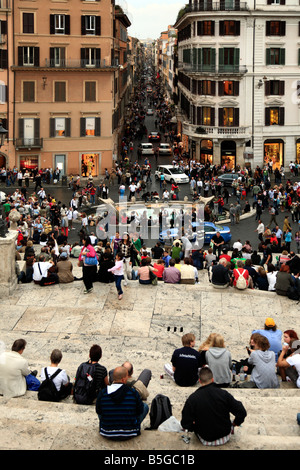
left=181, top=367, right=247, bottom=446
left=210, top=259, right=231, bottom=288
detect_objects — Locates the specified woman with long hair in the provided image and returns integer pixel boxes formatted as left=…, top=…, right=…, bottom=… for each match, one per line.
left=79, top=236, right=98, bottom=294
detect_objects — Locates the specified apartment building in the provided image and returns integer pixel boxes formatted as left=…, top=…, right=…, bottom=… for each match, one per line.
left=0, top=0, right=12, bottom=169
left=6, top=0, right=131, bottom=177
left=174, top=0, right=300, bottom=170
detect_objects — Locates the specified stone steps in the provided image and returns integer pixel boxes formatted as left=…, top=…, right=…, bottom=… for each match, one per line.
left=1, top=388, right=300, bottom=450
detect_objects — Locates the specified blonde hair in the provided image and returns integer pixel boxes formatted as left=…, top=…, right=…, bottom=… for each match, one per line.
left=210, top=334, right=225, bottom=348
left=199, top=333, right=218, bottom=351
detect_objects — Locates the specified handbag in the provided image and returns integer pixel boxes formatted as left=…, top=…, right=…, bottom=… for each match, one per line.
left=149, top=268, right=158, bottom=285
left=84, top=255, right=98, bottom=266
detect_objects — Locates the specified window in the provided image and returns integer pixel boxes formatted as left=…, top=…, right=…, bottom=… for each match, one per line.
left=266, top=21, right=285, bottom=36
left=23, top=81, right=35, bottom=102
left=23, top=12, right=34, bottom=34
left=85, top=81, right=96, bottom=101
left=265, top=107, right=284, bottom=125
left=265, top=80, right=284, bottom=95
left=54, top=82, right=66, bottom=102
left=18, top=46, right=39, bottom=66
left=197, top=20, right=215, bottom=35
left=0, top=49, right=8, bottom=69
left=81, top=15, right=101, bottom=35
left=218, top=80, right=239, bottom=96
left=49, top=47, right=65, bottom=67
left=195, top=107, right=215, bottom=126
left=50, top=117, right=71, bottom=137
left=50, top=14, right=70, bottom=35
left=219, top=20, right=240, bottom=36
left=80, top=117, right=101, bottom=136
left=266, top=48, right=285, bottom=65
left=80, top=48, right=101, bottom=67
left=219, top=107, right=239, bottom=126
left=203, top=107, right=212, bottom=125
left=201, top=80, right=215, bottom=95
left=219, top=48, right=240, bottom=72
left=0, top=81, right=6, bottom=103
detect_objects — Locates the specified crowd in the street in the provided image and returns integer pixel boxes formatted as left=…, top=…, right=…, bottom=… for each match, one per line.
left=1, top=64, right=300, bottom=448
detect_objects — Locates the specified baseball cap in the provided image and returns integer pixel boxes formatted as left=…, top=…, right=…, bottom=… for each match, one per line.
left=265, top=317, right=275, bottom=327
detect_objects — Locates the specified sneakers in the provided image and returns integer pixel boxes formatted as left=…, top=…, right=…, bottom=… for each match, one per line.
left=83, top=288, right=93, bottom=294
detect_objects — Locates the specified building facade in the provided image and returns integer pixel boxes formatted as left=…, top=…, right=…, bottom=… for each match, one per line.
left=0, top=0, right=132, bottom=176
left=174, top=0, right=300, bottom=170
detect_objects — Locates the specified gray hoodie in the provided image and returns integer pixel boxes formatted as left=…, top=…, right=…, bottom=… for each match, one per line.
left=248, top=349, right=279, bottom=389
left=205, top=347, right=232, bottom=385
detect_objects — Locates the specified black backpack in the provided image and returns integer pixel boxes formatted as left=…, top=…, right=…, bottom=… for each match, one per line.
left=38, top=368, right=62, bottom=402
left=73, top=362, right=97, bottom=405
left=148, top=394, right=172, bottom=429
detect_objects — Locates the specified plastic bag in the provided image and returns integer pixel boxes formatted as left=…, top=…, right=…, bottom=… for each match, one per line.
left=158, top=416, right=183, bottom=433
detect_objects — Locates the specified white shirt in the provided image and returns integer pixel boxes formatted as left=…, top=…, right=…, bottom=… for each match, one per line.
left=33, top=262, right=53, bottom=281
left=40, top=367, right=69, bottom=391
left=267, top=272, right=277, bottom=291
left=286, top=355, right=300, bottom=388
left=0, top=351, right=31, bottom=398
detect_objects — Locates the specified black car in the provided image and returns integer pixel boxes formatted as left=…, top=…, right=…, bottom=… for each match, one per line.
left=148, top=131, right=161, bottom=142
left=217, top=173, right=239, bottom=186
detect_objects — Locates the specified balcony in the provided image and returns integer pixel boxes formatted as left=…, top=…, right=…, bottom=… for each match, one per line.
left=178, top=62, right=248, bottom=75
left=183, top=122, right=251, bottom=139
left=185, top=1, right=248, bottom=13
left=15, top=138, right=43, bottom=150
left=13, top=58, right=119, bottom=71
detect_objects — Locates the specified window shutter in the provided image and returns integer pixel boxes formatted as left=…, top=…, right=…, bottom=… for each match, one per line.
left=81, top=48, right=86, bottom=66
left=235, top=21, right=240, bottom=36
left=34, top=47, right=39, bottom=67
left=265, top=81, right=270, bottom=95
left=197, top=107, right=202, bottom=126
left=197, top=21, right=203, bottom=35
left=80, top=117, right=86, bottom=137
left=265, top=108, right=270, bottom=126
left=219, top=107, right=223, bottom=126
left=234, top=108, right=239, bottom=126
left=65, top=15, right=70, bottom=35
left=219, top=21, right=224, bottom=36
left=211, top=48, right=216, bottom=68
left=218, top=81, right=224, bottom=96
left=211, top=107, right=215, bottom=126
left=280, top=0, right=285, bottom=5
left=0, top=49, right=7, bottom=69
left=50, top=14, right=55, bottom=34
left=50, top=118, right=55, bottom=138
left=266, top=21, right=270, bottom=36
left=0, top=20, right=7, bottom=35
left=233, top=81, right=239, bottom=96
left=279, top=81, right=285, bottom=95
left=19, top=118, right=24, bottom=139
left=96, top=48, right=101, bottom=67
left=96, top=16, right=101, bottom=36
left=50, top=47, right=55, bottom=66
left=211, top=81, right=216, bottom=96
left=234, top=48, right=240, bottom=67
left=279, top=107, right=284, bottom=125
left=81, top=16, right=86, bottom=35
left=34, top=118, right=40, bottom=139
left=280, top=49, right=285, bottom=65
left=95, top=117, right=101, bottom=136
left=198, top=81, right=202, bottom=95
left=218, top=48, right=224, bottom=67
left=211, top=21, right=215, bottom=35
left=18, top=46, right=23, bottom=66
left=266, top=49, right=271, bottom=65
left=65, top=118, right=71, bottom=137
left=280, top=21, right=286, bottom=36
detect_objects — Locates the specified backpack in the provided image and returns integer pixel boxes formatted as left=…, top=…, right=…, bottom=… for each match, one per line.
left=73, top=362, right=97, bottom=405
left=236, top=269, right=247, bottom=290
left=148, top=394, right=172, bottom=430
left=38, top=368, right=62, bottom=402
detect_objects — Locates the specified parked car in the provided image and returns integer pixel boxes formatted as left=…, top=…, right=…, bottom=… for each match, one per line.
left=138, top=143, right=154, bottom=155
left=146, top=109, right=154, bottom=115
left=155, top=165, right=189, bottom=184
left=217, top=173, right=239, bottom=186
left=158, top=143, right=172, bottom=155
left=148, top=131, right=161, bottom=142
left=159, top=221, right=231, bottom=245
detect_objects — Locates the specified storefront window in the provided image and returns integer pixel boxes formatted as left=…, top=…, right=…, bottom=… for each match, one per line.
left=81, top=153, right=98, bottom=176
left=200, top=139, right=213, bottom=165
left=20, top=156, right=39, bottom=170
left=264, top=140, right=283, bottom=170
left=296, top=140, right=300, bottom=164
left=221, top=141, right=236, bottom=170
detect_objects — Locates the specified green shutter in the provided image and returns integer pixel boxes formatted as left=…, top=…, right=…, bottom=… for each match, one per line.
left=234, top=48, right=240, bottom=71
left=266, top=48, right=271, bottom=65
left=280, top=49, right=285, bottom=65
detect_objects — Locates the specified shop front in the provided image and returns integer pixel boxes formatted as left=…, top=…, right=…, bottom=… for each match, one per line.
left=296, top=139, right=300, bottom=164
left=221, top=140, right=236, bottom=170
left=19, top=155, right=39, bottom=171
left=264, top=139, right=284, bottom=171
left=200, top=139, right=213, bottom=165
left=80, top=153, right=100, bottom=177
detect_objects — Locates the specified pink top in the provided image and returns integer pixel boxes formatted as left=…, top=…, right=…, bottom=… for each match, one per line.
left=79, top=244, right=97, bottom=265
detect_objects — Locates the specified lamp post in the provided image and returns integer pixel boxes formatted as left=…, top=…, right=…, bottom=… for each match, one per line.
left=0, top=122, right=8, bottom=237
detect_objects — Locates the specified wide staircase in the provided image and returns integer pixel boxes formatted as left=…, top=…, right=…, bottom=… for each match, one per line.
left=1, top=253, right=300, bottom=451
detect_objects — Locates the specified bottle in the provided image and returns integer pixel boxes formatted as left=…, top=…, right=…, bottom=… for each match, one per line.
left=232, top=364, right=236, bottom=382
left=239, top=366, right=245, bottom=381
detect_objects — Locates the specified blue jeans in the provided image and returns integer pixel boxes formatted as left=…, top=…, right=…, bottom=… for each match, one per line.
left=115, top=275, right=123, bottom=295
left=138, top=403, right=149, bottom=424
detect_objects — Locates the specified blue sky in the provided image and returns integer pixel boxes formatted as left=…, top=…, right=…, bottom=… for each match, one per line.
left=123, top=0, right=183, bottom=39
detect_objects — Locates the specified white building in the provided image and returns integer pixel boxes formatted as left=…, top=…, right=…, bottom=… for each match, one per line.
left=174, top=0, right=300, bottom=171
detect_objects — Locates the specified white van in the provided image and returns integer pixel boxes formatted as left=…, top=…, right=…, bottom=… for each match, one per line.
left=138, top=143, right=154, bottom=155
left=155, top=165, right=189, bottom=184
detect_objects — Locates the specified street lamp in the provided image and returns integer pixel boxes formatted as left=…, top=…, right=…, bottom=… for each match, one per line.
left=0, top=122, right=8, bottom=146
